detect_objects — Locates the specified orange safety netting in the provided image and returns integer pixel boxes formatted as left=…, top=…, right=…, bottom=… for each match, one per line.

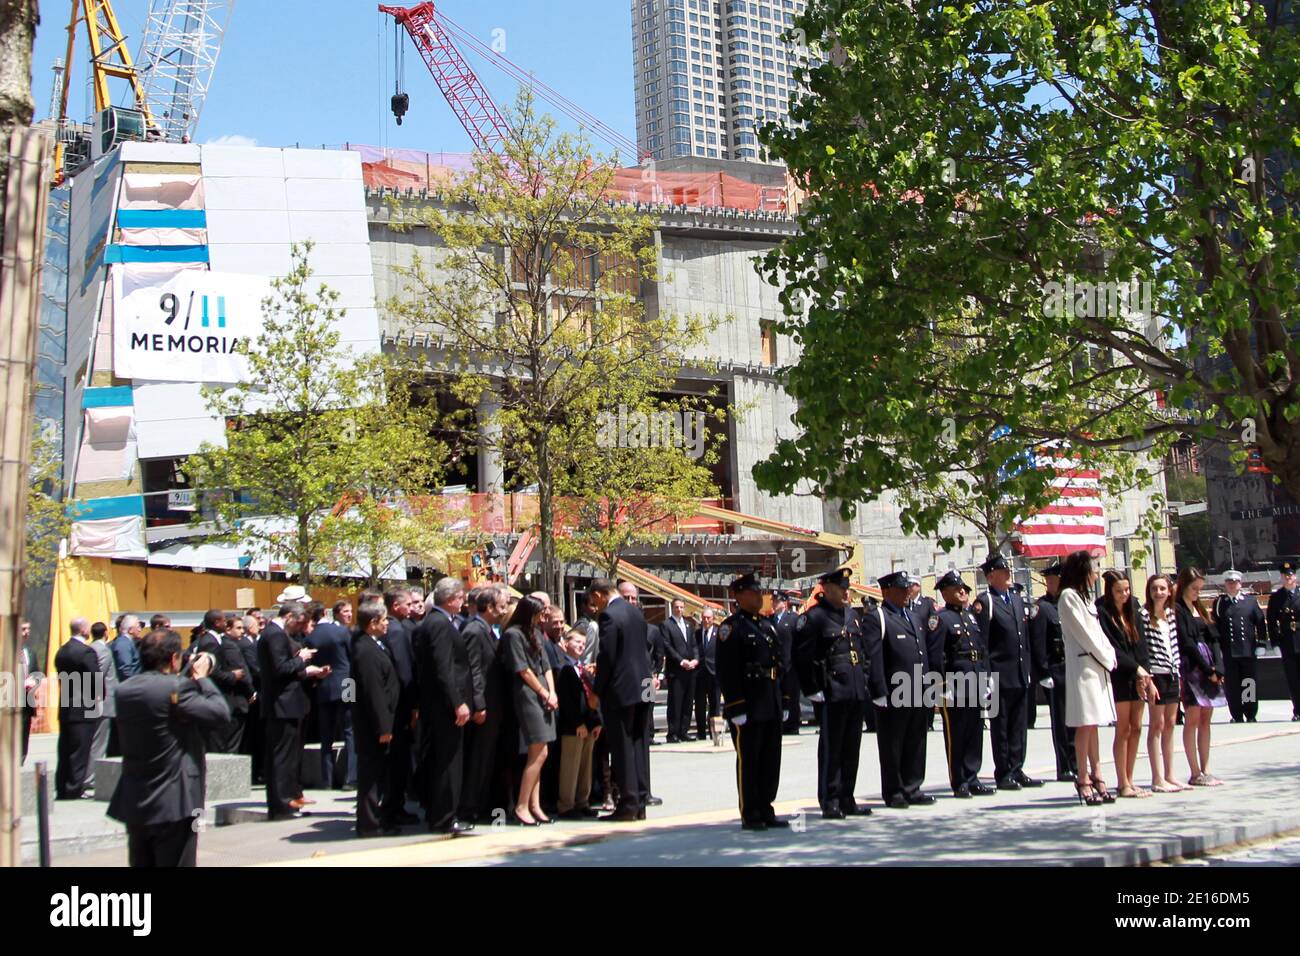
left=345, top=144, right=803, bottom=213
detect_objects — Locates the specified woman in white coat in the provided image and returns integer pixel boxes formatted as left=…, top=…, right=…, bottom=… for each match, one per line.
left=1058, top=550, right=1117, bottom=806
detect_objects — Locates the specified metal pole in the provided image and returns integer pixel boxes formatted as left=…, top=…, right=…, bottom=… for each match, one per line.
left=35, top=761, right=50, bottom=867
left=1218, top=535, right=1235, bottom=569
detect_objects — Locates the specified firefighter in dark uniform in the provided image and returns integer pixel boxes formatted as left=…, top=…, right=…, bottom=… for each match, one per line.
left=1012, top=582, right=1037, bottom=729
left=866, top=570, right=935, bottom=808
left=717, top=572, right=788, bottom=830
left=975, top=553, right=1044, bottom=789
left=794, top=567, right=884, bottom=818
left=929, top=571, right=994, bottom=797
left=769, top=591, right=802, bottom=734
left=906, top=574, right=939, bottom=730
left=1266, top=562, right=1300, bottom=721
left=1030, top=561, right=1077, bottom=780
left=1214, top=570, right=1266, bottom=723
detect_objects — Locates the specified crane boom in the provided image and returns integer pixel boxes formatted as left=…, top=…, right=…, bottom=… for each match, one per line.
left=379, top=2, right=512, bottom=155
left=136, top=0, right=234, bottom=143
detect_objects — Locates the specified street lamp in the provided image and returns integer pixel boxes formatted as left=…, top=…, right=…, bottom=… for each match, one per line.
left=1218, top=535, right=1235, bottom=570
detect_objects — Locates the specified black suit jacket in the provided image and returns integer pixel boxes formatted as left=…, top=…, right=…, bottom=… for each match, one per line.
left=977, top=589, right=1032, bottom=689
left=594, top=598, right=652, bottom=708
left=214, top=636, right=254, bottom=714
left=257, top=621, right=310, bottom=719
left=662, top=617, right=698, bottom=673
left=385, top=617, right=418, bottom=714
left=697, top=624, right=719, bottom=675
left=107, top=670, right=230, bottom=826
left=351, top=633, right=400, bottom=751
left=461, top=617, right=504, bottom=714
left=236, top=635, right=261, bottom=689
left=54, top=638, right=103, bottom=722
left=555, top=658, right=602, bottom=735
left=412, top=610, right=478, bottom=719
left=307, top=621, right=353, bottom=702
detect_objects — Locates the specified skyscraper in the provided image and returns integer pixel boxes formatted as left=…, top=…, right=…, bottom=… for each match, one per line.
left=632, top=0, right=809, bottom=163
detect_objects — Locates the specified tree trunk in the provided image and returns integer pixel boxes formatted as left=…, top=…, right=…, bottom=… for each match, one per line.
left=536, top=435, right=562, bottom=601
left=298, top=517, right=311, bottom=587
left=0, top=0, right=38, bottom=256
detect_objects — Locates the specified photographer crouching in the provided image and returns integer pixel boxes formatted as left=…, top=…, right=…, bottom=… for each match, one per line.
left=107, top=628, right=231, bottom=866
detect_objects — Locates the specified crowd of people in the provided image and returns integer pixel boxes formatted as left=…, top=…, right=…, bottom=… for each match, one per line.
left=25, top=545, right=1298, bottom=863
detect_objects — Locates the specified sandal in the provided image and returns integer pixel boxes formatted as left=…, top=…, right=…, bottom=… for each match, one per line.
left=1075, top=781, right=1103, bottom=806
left=1091, top=775, right=1116, bottom=803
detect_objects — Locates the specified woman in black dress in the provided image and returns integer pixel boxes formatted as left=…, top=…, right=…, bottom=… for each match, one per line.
left=1097, top=571, right=1152, bottom=798
left=1174, top=567, right=1225, bottom=786
left=502, top=596, right=558, bottom=825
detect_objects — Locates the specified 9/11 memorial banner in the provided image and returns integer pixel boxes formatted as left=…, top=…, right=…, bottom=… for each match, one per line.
left=112, top=267, right=272, bottom=383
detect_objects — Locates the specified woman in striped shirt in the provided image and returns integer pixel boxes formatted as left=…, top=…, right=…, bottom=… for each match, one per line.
left=1141, top=574, right=1186, bottom=793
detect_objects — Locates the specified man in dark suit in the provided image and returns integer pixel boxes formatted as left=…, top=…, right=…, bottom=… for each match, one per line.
left=188, top=610, right=249, bottom=753
left=645, top=616, right=666, bottom=746
left=208, top=614, right=254, bottom=753
left=460, top=585, right=509, bottom=823
left=592, top=578, right=652, bottom=820
left=694, top=607, right=720, bottom=737
left=54, top=617, right=103, bottom=799
left=413, top=577, right=480, bottom=835
left=382, top=588, right=420, bottom=823
left=107, top=628, right=231, bottom=866
left=867, top=571, right=934, bottom=808
left=351, top=601, right=401, bottom=836
left=236, top=612, right=264, bottom=784
left=257, top=598, right=328, bottom=819
left=20, top=620, right=42, bottom=763
left=662, top=599, right=699, bottom=742
left=975, top=554, right=1043, bottom=789
left=769, top=591, right=802, bottom=734
left=307, top=600, right=356, bottom=789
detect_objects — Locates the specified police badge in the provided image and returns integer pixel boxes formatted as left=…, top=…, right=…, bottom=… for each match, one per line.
left=927, top=614, right=939, bottom=632
left=1028, top=603, right=1039, bottom=620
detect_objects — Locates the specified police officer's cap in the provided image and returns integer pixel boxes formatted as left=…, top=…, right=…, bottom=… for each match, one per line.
left=935, top=570, right=970, bottom=593
left=819, top=568, right=852, bottom=589
left=770, top=589, right=791, bottom=601
left=980, top=553, right=1010, bottom=575
left=877, top=570, right=909, bottom=590
left=1282, top=561, right=1297, bottom=575
left=903, top=572, right=922, bottom=588
left=1224, top=569, right=1243, bottom=582
left=729, top=571, right=762, bottom=592
left=1043, top=560, right=1064, bottom=577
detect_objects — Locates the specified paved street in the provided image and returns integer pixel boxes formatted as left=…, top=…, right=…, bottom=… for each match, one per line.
left=26, top=699, right=1298, bottom=867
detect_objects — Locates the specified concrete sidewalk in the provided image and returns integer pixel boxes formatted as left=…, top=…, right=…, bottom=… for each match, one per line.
left=25, top=700, right=1300, bottom=867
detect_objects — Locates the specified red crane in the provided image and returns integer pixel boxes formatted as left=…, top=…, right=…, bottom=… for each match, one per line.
left=379, top=2, right=511, bottom=154
left=379, top=2, right=644, bottom=161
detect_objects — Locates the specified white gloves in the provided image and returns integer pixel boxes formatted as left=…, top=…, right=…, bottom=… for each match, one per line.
left=872, top=696, right=887, bottom=708
left=782, top=710, right=790, bottom=721
left=731, top=714, right=748, bottom=727
left=809, top=692, right=825, bottom=703
left=1040, top=677, right=1055, bottom=689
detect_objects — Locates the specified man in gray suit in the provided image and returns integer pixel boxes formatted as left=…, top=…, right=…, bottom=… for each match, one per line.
left=108, top=628, right=230, bottom=866
left=87, top=622, right=118, bottom=786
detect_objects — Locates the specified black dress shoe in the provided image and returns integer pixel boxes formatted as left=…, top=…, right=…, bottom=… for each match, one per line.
left=764, top=818, right=791, bottom=828
left=1014, top=773, right=1044, bottom=788
left=841, top=804, right=872, bottom=816
left=637, top=808, right=647, bottom=820
left=996, top=777, right=1021, bottom=791
left=741, top=820, right=769, bottom=831
left=822, top=807, right=846, bottom=820
left=647, top=795, right=664, bottom=806
left=1057, top=771, right=1078, bottom=783
left=395, top=810, right=421, bottom=825
left=908, top=793, right=936, bottom=806
left=953, top=787, right=973, bottom=798
left=430, top=819, right=471, bottom=836
left=268, top=809, right=304, bottom=821
left=666, top=736, right=681, bottom=743
left=603, top=808, right=639, bottom=822
left=969, top=783, right=996, bottom=796
left=887, top=795, right=909, bottom=809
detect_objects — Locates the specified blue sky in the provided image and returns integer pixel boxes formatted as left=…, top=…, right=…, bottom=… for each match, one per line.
left=31, top=1, right=636, bottom=158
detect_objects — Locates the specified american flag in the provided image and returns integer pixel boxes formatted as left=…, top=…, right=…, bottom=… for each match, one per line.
left=1013, top=453, right=1107, bottom=558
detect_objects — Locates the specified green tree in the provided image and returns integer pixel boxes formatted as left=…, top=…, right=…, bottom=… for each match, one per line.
left=189, top=243, right=446, bottom=586
left=753, top=0, right=1298, bottom=533
left=389, top=89, right=714, bottom=599
left=24, top=427, right=71, bottom=587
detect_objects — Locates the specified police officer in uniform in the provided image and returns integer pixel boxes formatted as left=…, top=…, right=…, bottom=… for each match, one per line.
left=1030, top=561, right=1077, bottom=780
left=906, top=575, right=939, bottom=731
left=866, top=570, right=935, bottom=808
left=718, top=572, right=788, bottom=830
left=795, top=568, right=884, bottom=818
left=1213, top=570, right=1265, bottom=723
left=1266, top=562, right=1300, bottom=721
left=975, top=554, right=1044, bottom=789
left=929, top=571, right=994, bottom=797
left=1012, top=582, right=1037, bottom=729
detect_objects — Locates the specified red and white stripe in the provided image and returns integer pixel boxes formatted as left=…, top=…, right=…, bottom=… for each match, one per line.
left=1013, top=456, right=1107, bottom=558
